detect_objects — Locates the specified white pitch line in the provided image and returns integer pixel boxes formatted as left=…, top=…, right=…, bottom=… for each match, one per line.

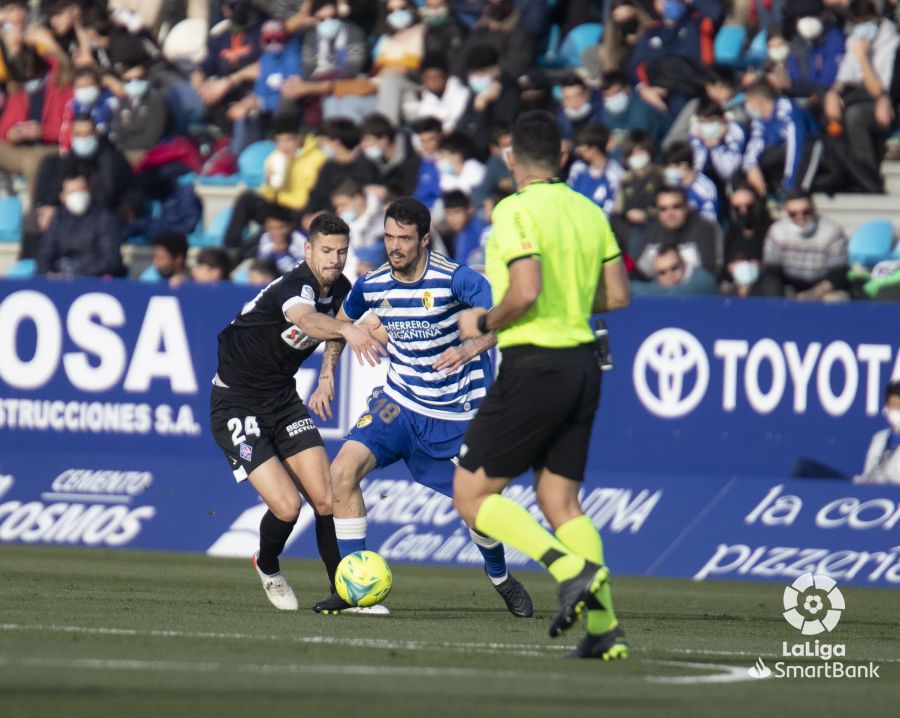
left=645, top=661, right=767, bottom=685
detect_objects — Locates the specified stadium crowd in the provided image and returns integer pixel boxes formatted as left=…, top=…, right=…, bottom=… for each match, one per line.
left=1, top=0, right=900, bottom=299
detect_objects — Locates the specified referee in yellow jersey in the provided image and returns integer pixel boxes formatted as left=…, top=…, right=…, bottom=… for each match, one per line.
left=454, top=111, right=631, bottom=660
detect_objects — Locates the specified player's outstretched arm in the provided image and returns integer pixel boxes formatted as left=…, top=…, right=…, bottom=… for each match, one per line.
left=286, top=304, right=387, bottom=366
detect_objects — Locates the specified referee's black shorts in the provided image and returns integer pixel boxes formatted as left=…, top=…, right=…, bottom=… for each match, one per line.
left=458, top=344, right=600, bottom=481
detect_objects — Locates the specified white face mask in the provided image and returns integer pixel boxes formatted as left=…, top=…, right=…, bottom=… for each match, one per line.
left=731, top=260, right=759, bottom=287
left=387, top=9, right=413, bottom=31
left=437, top=158, right=457, bottom=176
left=71, top=136, right=99, bottom=158
left=664, top=167, right=683, bottom=187
left=339, top=209, right=359, bottom=223
left=768, top=45, right=790, bottom=63
left=604, top=92, right=629, bottom=115
left=886, top=408, right=900, bottom=432
left=564, top=102, right=592, bottom=121
left=320, top=142, right=337, bottom=160
left=797, top=17, right=823, bottom=41
left=627, top=152, right=650, bottom=172
left=124, top=79, right=149, bottom=99
left=698, top=121, right=724, bottom=140
left=468, top=74, right=492, bottom=94
left=318, top=17, right=342, bottom=40
left=64, top=190, right=90, bottom=215
left=75, top=85, right=101, bottom=106
left=363, top=145, right=383, bottom=162
left=851, top=21, right=878, bottom=42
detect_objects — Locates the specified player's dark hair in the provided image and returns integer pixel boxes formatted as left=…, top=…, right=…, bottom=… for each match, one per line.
left=511, top=110, right=561, bottom=171
left=151, top=231, right=188, bottom=259
left=574, top=123, right=610, bottom=152
left=662, top=141, right=693, bottom=167
left=385, top=197, right=430, bottom=240
left=195, top=247, right=233, bottom=277
left=309, top=212, right=350, bottom=241
left=886, top=380, right=900, bottom=402
left=360, top=112, right=396, bottom=142
left=414, top=116, right=443, bottom=135
left=442, top=190, right=470, bottom=210
left=320, top=117, right=360, bottom=150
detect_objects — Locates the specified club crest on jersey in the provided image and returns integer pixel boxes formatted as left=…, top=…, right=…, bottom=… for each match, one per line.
left=239, top=442, right=253, bottom=462
left=356, top=414, right=373, bottom=429
left=422, top=290, right=434, bottom=310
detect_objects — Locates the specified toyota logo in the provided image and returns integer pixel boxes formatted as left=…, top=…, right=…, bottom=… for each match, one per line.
left=633, top=328, right=709, bottom=418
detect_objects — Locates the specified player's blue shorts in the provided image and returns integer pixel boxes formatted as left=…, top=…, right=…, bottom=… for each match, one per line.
left=345, top=388, right=465, bottom=497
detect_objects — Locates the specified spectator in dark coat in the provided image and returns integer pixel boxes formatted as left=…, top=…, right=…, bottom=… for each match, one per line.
left=111, top=59, right=169, bottom=159
left=456, top=44, right=518, bottom=159
left=359, top=113, right=421, bottom=199
left=461, top=0, right=533, bottom=79
left=304, top=117, right=378, bottom=216
left=37, top=172, right=126, bottom=277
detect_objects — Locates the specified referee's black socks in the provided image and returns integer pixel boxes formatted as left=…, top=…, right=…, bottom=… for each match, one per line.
left=257, top=510, right=297, bottom=576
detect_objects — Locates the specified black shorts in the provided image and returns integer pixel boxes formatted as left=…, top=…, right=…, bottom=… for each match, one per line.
left=459, top=344, right=600, bottom=480
left=209, top=383, right=324, bottom=483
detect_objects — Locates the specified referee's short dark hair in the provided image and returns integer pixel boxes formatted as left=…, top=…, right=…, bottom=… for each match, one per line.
left=385, top=197, right=431, bottom=240
left=309, top=212, right=350, bottom=242
left=512, top=110, right=561, bottom=171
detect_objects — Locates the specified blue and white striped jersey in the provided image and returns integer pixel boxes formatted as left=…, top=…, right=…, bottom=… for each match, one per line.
left=342, top=252, right=492, bottom=421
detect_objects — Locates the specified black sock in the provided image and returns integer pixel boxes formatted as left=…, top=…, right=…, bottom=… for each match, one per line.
left=315, top=514, right=342, bottom=591
left=257, top=510, right=296, bottom=575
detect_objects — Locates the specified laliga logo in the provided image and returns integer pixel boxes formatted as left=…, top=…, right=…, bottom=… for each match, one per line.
left=633, top=328, right=709, bottom=418
left=783, top=572, right=845, bottom=635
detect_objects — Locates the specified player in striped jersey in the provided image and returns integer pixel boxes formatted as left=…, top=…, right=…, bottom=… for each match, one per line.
left=307, top=197, right=533, bottom=617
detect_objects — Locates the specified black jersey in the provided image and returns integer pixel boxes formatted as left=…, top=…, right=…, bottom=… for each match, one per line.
left=216, top=262, right=351, bottom=395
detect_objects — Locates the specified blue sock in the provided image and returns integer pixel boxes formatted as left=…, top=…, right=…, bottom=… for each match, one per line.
left=469, top=528, right=508, bottom=580
left=334, top=517, right=367, bottom=558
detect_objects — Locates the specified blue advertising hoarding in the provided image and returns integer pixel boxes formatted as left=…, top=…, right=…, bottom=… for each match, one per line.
left=0, top=279, right=897, bottom=587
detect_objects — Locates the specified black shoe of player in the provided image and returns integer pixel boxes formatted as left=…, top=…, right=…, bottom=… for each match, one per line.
left=313, top=592, right=353, bottom=614
left=548, top=562, right=606, bottom=638
left=566, top=626, right=629, bottom=660
left=490, top=571, right=534, bottom=618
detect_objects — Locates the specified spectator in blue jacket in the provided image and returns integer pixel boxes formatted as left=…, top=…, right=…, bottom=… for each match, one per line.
left=568, top=123, right=625, bottom=216
left=785, top=0, right=846, bottom=100
left=628, top=0, right=724, bottom=117
left=662, top=141, right=719, bottom=222
left=411, top=116, right=442, bottom=210
left=598, top=71, right=670, bottom=155
left=441, top=190, right=487, bottom=266
left=556, top=75, right=605, bottom=142
left=689, top=99, right=746, bottom=189
left=37, top=172, right=126, bottom=278
left=743, top=79, right=821, bottom=197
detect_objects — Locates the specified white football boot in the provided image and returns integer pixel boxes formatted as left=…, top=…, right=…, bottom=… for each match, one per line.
left=252, top=553, right=298, bottom=610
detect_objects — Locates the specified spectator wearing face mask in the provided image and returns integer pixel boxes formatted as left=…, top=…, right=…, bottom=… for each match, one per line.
left=110, top=59, right=168, bottom=160
left=421, top=0, right=465, bottom=76
left=304, top=116, right=378, bottom=216
left=372, top=0, right=425, bottom=74
left=742, top=79, right=821, bottom=197
left=359, top=112, right=420, bottom=198
left=689, top=99, right=745, bottom=189
left=411, top=116, right=443, bottom=210
left=435, top=130, right=486, bottom=196
left=720, top=182, right=771, bottom=296
left=823, top=0, right=899, bottom=194
left=556, top=76, right=604, bottom=142
left=759, top=190, right=848, bottom=300
left=568, top=123, right=625, bottom=216
left=610, top=129, right=664, bottom=258
left=662, top=141, right=719, bottom=222
left=855, top=380, right=900, bottom=485
left=591, top=0, right=654, bottom=78
left=59, top=66, right=118, bottom=152
left=36, top=171, right=126, bottom=278
left=329, top=179, right=385, bottom=275
left=470, top=122, right=513, bottom=209
left=785, top=0, right=846, bottom=101
left=255, top=204, right=307, bottom=275
left=598, top=71, right=669, bottom=154
left=456, top=43, right=518, bottom=159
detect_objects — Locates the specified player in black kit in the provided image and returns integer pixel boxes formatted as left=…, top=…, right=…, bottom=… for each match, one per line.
left=210, top=213, right=386, bottom=610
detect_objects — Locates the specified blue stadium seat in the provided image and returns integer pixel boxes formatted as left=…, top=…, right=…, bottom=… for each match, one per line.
left=714, top=25, right=746, bottom=67
left=557, top=23, right=603, bottom=69
left=195, top=206, right=233, bottom=247
left=848, top=220, right=896, bottom=268
left=238, top=140, right=276, bottom=188
left=139, top=265, right=161, bottom=282
left=0, top=195, right=23, bottom=243
left=538, top=24, right=562, bottom=68
left=5, top=258, right=36, bottom=278
left=744, top=30, right=768, bottom=68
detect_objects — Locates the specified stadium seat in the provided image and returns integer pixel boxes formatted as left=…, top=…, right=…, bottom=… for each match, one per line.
left=238, top=140, right=276, bottom=188
left=5, top=258, right=36, bottom=278
left=0, top=195, right=23, bottom=243
left=744, top=30, right=768, bottom=68
left=194, top=206, right=233, bottom=247
left=537, top=24, right=562, bottom=68
left=714, top=25, right=746, bottom=67
left=848, top=219, right=896, bottom=268
left=557, top=23, right=603, bottom=69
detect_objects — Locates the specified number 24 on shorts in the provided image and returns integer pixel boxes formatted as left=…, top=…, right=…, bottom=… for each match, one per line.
left=227, top=416, right=260, bottom=445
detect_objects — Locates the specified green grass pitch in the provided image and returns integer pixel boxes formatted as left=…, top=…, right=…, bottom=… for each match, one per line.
left=1, top=545, right=897, bottom=718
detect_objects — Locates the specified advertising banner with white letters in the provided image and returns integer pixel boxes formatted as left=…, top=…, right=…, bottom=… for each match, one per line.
left=0, top=280, right=898, bottom=587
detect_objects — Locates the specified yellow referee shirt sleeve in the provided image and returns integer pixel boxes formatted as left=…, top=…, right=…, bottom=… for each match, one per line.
left=492, top=201, right=542, bottom=265
left=600, top=216, right=623, bottom=264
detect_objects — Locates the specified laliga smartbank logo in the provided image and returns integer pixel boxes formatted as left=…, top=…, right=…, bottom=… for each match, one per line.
left=748, top=573, right=880, bottom=680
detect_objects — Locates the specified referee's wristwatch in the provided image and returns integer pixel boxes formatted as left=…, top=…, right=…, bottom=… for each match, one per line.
left=476, top=312, right=490, bottom=335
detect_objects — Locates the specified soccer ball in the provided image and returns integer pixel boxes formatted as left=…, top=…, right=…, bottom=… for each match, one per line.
left=335, top=550, right=393, bottom=607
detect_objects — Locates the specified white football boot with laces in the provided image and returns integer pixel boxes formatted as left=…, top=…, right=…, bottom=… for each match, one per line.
left=252, top=553, right=298, bottom=610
